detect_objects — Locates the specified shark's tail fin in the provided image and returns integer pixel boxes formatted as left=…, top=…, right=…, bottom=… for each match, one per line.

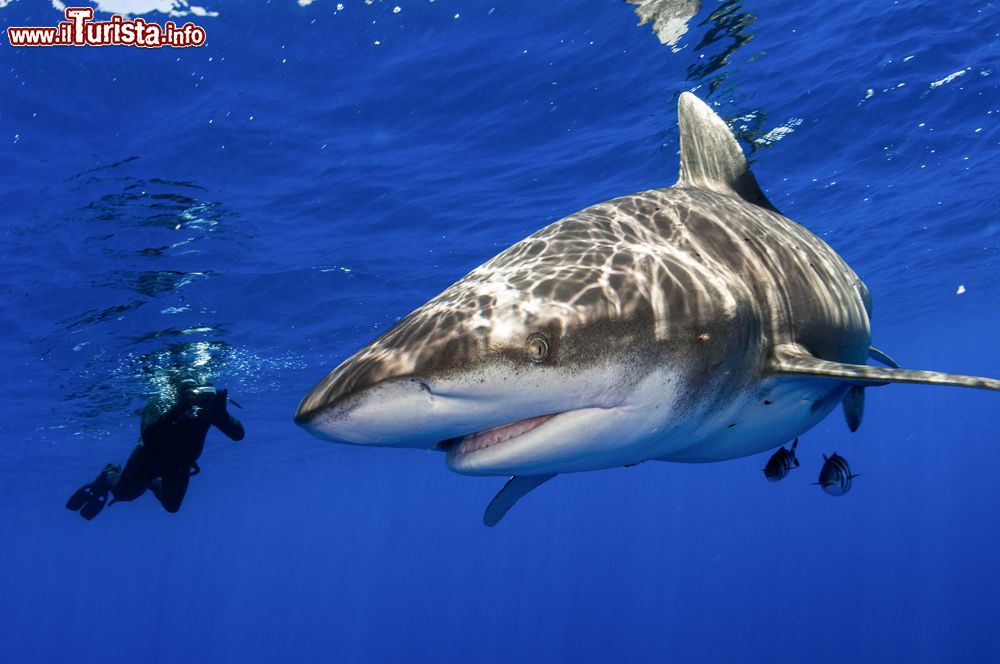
left=768, top=344, right=1000, bottom=392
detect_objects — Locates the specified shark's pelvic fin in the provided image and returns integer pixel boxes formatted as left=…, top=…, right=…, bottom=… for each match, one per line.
left=483, top=474, right=556, bottom=527
left=868, top=346, right=900, bottom=368
left=768, top=344, right=1000, bottom=392
left=842, top=385, right=865, bottom=432
left=676, top=92, right=778, bottom=212
left=844, top=349, right=900, bottom=431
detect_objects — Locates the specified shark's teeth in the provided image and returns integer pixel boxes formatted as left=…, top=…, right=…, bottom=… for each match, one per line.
left=451, top=414, right=559, bottom=456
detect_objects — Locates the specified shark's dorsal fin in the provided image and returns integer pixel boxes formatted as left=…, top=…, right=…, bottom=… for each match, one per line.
left=676, top=92, right=778, bottom=212
left=768, top=344, right=1000, bottom=392
left=483, top=474, right=555, bottom=527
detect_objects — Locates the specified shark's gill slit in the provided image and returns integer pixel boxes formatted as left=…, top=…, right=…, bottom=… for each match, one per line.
left=410, top=378, right=432, bottom=395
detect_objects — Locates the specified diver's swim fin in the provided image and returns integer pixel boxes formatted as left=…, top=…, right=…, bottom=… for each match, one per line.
left=79, top=489, right=109, bottom=520
left=66, top=464, right=121, bottom=521
left=483, top=474, right=555, bottom=527
left=65, top=487, right=91, bottom=512
left=65, top=483, right=110, bottom=520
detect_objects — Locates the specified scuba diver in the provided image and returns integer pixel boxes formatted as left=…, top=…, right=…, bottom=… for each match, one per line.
left=66, top=379, right=245, bottom=520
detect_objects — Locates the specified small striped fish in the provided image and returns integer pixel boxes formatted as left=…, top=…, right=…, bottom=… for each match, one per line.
left=815, top=453, right=858, bottom=496
left=763, top=438, right=799, bottom=482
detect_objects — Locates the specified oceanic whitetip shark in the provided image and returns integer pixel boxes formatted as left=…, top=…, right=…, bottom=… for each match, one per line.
left=295, top=92, right=1000, bottom=526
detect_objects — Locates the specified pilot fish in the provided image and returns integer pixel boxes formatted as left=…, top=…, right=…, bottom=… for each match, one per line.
left=763, top=438, right=799, bottom=482
left=816, top=453, right=857, bottom=496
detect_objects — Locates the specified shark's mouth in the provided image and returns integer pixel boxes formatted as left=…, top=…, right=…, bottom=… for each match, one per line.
left=443, top=413, right=561, bottom=457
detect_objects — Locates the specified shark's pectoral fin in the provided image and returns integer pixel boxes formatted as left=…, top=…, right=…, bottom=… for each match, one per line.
left=483, top=474, right=556, bottom=527
left=767, top=344, right=1000, bottom=392
left=842, top=386, right=865, bottom=432
left=868, top=346, right=900, bottom=368
left=676, top=92, right=778, bottom=213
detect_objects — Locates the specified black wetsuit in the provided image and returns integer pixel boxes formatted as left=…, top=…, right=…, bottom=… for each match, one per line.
left=110, top=389, right=245, bottom=512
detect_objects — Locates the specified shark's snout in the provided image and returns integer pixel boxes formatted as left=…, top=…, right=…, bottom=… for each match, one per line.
left=293, top=385, right=332, bottom=428
left=294, top=353, right=383, bottom=425
left=295, top=370, right=440, bottom=447
left=294, top=340, right=434, bottom=431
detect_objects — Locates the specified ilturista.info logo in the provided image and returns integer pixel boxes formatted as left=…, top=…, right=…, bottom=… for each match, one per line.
left=7, top=7, right=206, bottom=48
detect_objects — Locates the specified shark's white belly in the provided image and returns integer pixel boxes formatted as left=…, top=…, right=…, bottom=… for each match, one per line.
left=650, top=375, right=848, bottom=463
left=445, top=367, right=850, bottom=476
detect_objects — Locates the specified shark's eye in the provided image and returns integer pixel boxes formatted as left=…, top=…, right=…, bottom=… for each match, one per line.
left=526, top=333, right=549, bottom=363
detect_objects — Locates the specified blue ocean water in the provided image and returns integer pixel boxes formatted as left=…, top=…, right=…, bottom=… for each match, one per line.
left=2, top=0, right=999, bottom=661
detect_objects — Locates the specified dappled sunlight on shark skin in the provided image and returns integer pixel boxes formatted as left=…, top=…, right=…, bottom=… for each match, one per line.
left=297, top=92, right=1000, bottom=525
